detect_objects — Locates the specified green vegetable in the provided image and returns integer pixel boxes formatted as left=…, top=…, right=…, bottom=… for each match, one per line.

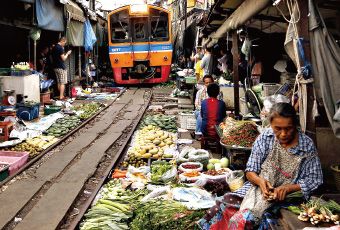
left=288, top=206, right=302, bottom=215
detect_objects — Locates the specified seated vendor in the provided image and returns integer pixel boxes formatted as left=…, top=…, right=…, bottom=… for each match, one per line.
left=194, top=75, right=223, bottom=139
left=199, top=102, right=323, bottom=230
left=201, top=83, right=226, bottom=139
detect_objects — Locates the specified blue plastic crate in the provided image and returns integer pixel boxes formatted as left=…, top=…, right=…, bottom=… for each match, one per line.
left=16, top=103, right=40, bottom=121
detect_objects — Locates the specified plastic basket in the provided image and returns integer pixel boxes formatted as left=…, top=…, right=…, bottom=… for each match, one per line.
left=0, top=151, right=29, bottom=175
left=0, top=163, right=10, bottom=181
left=331, top=165, right=340, bottom=192
left=11, top=69, right=32, bottom=76
left=262, top=83, right=281, bottom=97
left=179, top=112, right=196, bottom=130
left=16, top=103, right=40, bottom=121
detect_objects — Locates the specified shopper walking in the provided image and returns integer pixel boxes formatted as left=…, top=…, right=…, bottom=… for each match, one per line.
left=52, top=37, right=72, bottom=100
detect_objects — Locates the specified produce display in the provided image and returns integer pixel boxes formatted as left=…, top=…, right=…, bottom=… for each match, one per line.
left=288, top=198, right=340, bottom=225
left=130, top=200, right=204, bottom=230
left=203, top=169, right=231, bottom=176
left=220, top=118, right=259, bottom=148
left=46, top=116, right=81, bottom=137
left=5, top=142, right=43, bottom=159
left=207, top=158, right=229, bottom=170
left=80, top=179, right=147, bottom=230
left=119, top=155, right=148, bottom=169
left=178, top=162, right=203, bottom=172
left=150, top=160, right=176, bottom=184
left=26, top=136, right=59, bottom=150
left=127, top=125, right=176, bottom=159
left=139, top=114, right=177, bottom=133
left=74, top=102, right=102, bottom=120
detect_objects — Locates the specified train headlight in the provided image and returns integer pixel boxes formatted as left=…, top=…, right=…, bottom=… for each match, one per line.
left=163, top=56, right=168, bottom=61
left=114, top=58, right=119, bottom=63
left=130, top=4, right=148, bottom=15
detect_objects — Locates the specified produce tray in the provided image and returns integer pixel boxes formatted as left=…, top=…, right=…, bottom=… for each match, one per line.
left=219, top=140, right=252, bottom=151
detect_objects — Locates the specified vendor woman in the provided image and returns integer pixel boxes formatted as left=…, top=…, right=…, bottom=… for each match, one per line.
left=199, top=102, right=323, bottom=230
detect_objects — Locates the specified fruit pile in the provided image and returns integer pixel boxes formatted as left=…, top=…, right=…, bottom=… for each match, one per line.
left=5, top=142, right=43, bottom=159
left=128, top=125, right=176, bottom=159
left=120, top=154, right=148, bottom=168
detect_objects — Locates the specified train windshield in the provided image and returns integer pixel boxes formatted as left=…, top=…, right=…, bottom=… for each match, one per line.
left=110, top=9, right=130, bottom=43
left=150, top=9, right=169, bottom=41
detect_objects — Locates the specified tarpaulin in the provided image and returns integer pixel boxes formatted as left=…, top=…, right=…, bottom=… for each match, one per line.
left=207, top=0, right=271, bottom=46
left=84, top=19, right=97, bottom=51
left=65, top=1, right=85, bottom=46
left=36, top=0, right=64, bottom=31
left=309, top=0, right=340, bottom=138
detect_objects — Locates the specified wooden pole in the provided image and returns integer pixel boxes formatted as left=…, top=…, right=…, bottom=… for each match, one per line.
left=232, top=31, right=240, bottom=117
left=296, top=0, right=316, bottom=143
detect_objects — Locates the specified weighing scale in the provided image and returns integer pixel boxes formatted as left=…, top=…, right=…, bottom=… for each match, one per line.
left=2, top=90, right=16, bottom=106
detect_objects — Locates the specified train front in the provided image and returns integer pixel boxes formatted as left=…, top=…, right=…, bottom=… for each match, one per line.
left=108, top=4, right=172, bottom=84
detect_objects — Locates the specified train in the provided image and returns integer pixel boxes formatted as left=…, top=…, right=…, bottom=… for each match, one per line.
left=107, top=4, right=173, bottom=84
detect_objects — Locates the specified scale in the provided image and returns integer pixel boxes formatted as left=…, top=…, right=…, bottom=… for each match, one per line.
left=2, top=90, right=16, bottom=106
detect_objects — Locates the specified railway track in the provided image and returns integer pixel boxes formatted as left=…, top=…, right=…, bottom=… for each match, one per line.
left=0, top=88, right=153, bottom=230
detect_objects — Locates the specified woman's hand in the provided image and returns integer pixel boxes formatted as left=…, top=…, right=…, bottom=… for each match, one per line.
left=273, top=184, right=301, bottom=201
left=258, top=178, right=273, bottom=199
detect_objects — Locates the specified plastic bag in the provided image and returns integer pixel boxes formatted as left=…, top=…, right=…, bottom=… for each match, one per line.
left=161, top=166, right=177, bottom=183
left=188, top=149, right=209, bottom=160
left=172, top=187, right=216, bottom=210
left=177, top=146, right=195, bottom=163
left=141, top=186, right=171, bottom=202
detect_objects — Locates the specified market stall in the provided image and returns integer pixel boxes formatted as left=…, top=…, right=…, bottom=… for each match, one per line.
left=77, top=91, right=339, bottom=229
left=0, top=87, right=125, bottom=183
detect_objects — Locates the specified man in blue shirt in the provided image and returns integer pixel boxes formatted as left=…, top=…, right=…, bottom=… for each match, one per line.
left=52, top=37, right=72, bottom=100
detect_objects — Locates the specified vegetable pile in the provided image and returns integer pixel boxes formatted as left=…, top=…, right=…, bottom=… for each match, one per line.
left=130, top=200, right=205, bottom=230
left=151, top=160, right=176, bottom=184
left=140, top=114, right=177, bottom=133
left=288, top=197, right=340, bottom=225
left=45, top=116, right=81, bottom=137
left=74, top=102, right=101, bottom=120
left=80, top=179, right=147, bottom=230
left=220, top=118, right=259, bottom=147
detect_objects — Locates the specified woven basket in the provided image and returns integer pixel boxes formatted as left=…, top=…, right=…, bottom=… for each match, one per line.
left=330, top=164, right=340, bottom=191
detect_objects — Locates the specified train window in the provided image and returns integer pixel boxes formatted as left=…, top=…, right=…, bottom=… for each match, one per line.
left=131, top=18, right=148, bottom=42
left=110, top=10, right=130, bottom=43
left=134, top=23, right=145, bottom=39
left=150, top=10, right=168, bottom=41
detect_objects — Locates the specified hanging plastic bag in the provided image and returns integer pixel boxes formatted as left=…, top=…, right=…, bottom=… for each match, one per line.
left=241, top=37, right=251, bottom=59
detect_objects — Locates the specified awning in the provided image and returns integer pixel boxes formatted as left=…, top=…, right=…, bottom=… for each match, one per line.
left=65, top=1, right=86, bottom=23
left=208, top=0, right=271, bottom=45
left=65, top=1, right=85, bottom=46
left=36, top=0, right=64, bottom=31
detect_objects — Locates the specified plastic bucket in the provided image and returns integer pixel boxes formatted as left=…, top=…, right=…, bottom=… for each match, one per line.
left=226, top=170, right=245, bottom=192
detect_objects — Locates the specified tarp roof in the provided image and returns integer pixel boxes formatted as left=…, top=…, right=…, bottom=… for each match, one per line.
left=202, top=0, right=290, bottom=46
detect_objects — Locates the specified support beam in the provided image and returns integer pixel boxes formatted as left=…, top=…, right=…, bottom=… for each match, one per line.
left=232, top=31, right=240, bottom=117
left=297, top=0, right=316, bottom=143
